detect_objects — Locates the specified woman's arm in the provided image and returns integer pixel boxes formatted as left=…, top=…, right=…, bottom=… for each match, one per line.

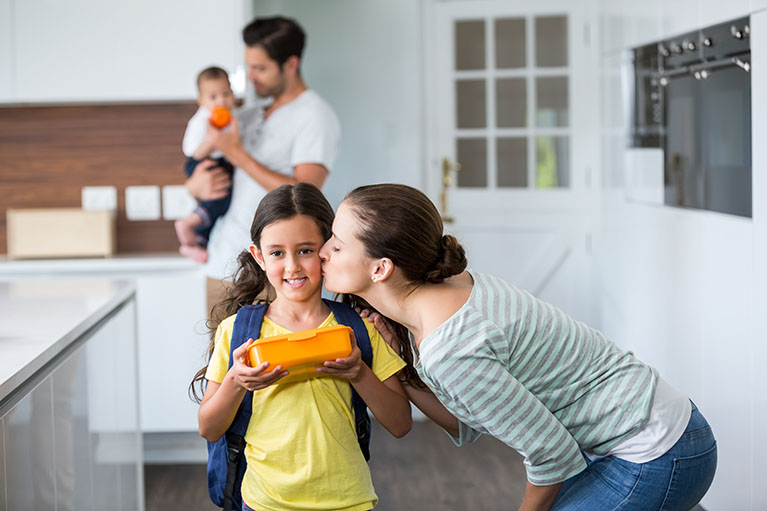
left=317, top=335, right=412, bottom=438
left=361, top=310, right=459, bottom=436
left=518, top=481, right=562, bottom=511
left=198, top=341, right=288, bottom=442
left=400, top=382, right=459, bottom=437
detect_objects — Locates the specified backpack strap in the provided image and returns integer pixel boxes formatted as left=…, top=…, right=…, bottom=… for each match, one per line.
left=323, top=299, right=373, bottom=460
left=227, top=304, right=267, bottom=434
left=222, top=304, right=267, bottom=511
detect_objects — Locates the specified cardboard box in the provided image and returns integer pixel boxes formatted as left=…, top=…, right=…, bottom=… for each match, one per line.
left=6, top=208, right=116, bottom=260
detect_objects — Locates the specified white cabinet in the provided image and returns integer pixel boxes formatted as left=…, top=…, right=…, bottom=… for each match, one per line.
left=1, top=297, right=143, bottom=510
left=1, top=0, right=250, bottom=103
left=134, top=271, right=208, bottom=433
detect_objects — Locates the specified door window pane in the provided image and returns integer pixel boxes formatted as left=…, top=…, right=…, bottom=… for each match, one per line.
left=456, top=79, right=486, bottom=128
left=496, top=78, right=527, bottom=127
left=536, top=136, right=569, bottom=187
left=536, top=76, right=569, bottom=127
left=455, top=20, right=486, bottom=70
left=535, top=16, right=567, bottom=67
left=456, top=138, right=487, bottom=187
left=495, top=18, right=526, bottom=69
left=497, top=137, right=527, bottom=187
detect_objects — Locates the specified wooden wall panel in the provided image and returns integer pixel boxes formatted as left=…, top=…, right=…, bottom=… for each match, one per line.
left=0, top=102, right=198, bottom=254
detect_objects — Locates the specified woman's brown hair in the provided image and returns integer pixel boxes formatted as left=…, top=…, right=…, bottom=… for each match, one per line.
left=343, top=183, right=469, bottom=388
left=344, top=183, right=467, bottom=284
left=189, top=183, right=334, bottom=402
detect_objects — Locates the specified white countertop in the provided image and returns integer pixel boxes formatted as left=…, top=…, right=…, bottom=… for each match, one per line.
left=0, top=253, right=203, bottom=277
left=0, top=278, right=135, bottom=404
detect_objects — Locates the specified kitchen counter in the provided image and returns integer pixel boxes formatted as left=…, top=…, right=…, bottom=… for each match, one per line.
left=0, top=252, right=201, bottom=277
left=0, top=278, right=135, bottom=405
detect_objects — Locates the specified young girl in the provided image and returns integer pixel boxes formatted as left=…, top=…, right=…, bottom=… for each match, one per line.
left=191, top=183, right=411, bottom=511
left=319, top=183, right=717, bottom=511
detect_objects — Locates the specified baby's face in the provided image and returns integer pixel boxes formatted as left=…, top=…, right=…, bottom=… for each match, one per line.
left=198, top=77, right=235, bottom=112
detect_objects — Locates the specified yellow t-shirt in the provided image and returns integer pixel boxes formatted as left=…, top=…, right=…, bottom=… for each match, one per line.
left=205, top=310, right=406, bottom=511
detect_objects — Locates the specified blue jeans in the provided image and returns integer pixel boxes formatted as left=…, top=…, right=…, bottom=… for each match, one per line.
left=551, top=402, right=717, bottom=511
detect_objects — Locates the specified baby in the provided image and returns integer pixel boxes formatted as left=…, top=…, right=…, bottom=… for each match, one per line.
left=175, top=66, right=235, bottom=263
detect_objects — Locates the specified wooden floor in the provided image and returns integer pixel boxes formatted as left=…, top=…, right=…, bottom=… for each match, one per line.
left=144, top=419, right=706, bottom=511
left=144, top=419, right=526, bottom=511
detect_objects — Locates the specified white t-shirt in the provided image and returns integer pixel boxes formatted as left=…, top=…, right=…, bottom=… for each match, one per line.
left=205, top=89, right=341, bottom=279
left=182, top=106, right=224, bottom=159
left=588, top=376, right=692, bottom=463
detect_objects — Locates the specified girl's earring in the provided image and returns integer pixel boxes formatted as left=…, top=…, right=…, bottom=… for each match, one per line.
left=371, top=275, right=378, bottom=283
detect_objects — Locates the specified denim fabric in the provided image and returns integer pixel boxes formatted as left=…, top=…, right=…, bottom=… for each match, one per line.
left=183, top=156, right=234, bottom=246
left=551, top=402, right=716, bottom=511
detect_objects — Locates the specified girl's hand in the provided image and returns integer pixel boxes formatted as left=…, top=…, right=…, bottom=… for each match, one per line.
left=231, top=339, right=287, bottom=391
left=317, top=331, right=364, bottom=383
left=357, top=308, right=400, bottom=354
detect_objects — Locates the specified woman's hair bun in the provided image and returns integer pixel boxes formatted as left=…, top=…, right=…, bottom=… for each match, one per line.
left=424, top=234, right=467, bottom=283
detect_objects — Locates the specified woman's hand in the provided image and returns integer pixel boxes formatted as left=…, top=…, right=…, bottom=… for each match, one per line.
left=231, top=340, right=287, bottom=391
left=316, top=332, right=364, bottom=383
left=358, top=308, right=400, bottom=354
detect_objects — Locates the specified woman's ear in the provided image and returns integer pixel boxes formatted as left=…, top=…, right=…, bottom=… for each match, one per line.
left=370, top=258, right=394, bottom=283
left=249, top=243, right=266, bottom=271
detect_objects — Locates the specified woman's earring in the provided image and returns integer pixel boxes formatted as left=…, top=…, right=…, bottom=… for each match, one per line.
left=371, top=275, right=378, bottom=283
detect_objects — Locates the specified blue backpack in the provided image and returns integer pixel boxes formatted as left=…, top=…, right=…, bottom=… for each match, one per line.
left=206, top=299, right=373, bottom=511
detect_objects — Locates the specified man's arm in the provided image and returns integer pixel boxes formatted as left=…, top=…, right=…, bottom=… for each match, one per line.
left=211, top=117, right=328, bottom=190
left=185, top=160, right=232, bottom=201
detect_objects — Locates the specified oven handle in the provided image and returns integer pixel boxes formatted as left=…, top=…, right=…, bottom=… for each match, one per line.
left=656, top=56, right=750, bottom=84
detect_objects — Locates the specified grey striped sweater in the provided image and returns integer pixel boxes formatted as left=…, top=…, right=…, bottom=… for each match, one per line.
left=414, top=271, right=657, bottom=485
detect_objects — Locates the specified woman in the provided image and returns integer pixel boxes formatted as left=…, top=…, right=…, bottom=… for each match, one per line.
left=318, top=183, right=717, bottom=511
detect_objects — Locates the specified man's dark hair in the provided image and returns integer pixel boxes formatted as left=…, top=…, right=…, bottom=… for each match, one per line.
left=242, top=16, right=306, bottom=67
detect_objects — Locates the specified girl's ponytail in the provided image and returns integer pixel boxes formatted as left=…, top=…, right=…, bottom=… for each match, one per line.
left=190, top=249, right=270, bottom=403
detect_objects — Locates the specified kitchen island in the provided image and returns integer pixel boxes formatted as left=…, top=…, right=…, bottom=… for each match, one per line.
left=0, top=254, right=209, bottom=464
left=0, top=278, right=144, bottom=510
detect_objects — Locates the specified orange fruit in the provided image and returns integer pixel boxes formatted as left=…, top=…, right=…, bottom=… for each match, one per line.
left=209, top=107, right=231, bottom=128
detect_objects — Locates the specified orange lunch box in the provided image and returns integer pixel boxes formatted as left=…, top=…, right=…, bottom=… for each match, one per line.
left=246, top=324, right=353, bottom=383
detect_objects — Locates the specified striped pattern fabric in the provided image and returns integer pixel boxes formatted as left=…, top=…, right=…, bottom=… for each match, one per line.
left=415, top=271, right=657, bottom=485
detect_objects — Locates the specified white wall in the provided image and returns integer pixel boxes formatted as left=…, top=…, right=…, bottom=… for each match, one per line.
left=598, top=1, right=765, bottom=509
left=0, top=0, right=250, bottom=103
left=250, top=0, right=424, bottom=209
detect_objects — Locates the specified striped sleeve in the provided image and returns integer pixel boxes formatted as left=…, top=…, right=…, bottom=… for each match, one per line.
left=431, top=351, right=587, bottom=485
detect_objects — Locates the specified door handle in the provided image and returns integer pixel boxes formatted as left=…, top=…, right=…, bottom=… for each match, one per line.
left=440, top=157, right=463, bottom=223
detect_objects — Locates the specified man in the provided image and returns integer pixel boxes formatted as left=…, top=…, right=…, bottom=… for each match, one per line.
left=185, top=16, right=341, bottom=314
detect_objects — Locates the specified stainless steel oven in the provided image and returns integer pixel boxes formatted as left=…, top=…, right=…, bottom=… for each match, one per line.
left=628, top=17, right=751, bottom=217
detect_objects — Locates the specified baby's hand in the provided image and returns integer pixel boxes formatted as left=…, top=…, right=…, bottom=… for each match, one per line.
left=316, top=331, right=364, bottom=383
left=231, top=340, right=288, bottom=391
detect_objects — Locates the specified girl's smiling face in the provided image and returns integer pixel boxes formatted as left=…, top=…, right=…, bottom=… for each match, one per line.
left=251, top=214, right=325, bottom=304
left=319, top=202, right=375, bottom=296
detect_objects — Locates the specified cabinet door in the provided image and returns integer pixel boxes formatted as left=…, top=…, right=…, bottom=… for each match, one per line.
left=9, top=0, right=247, bottom=102
left=136, top=271, right=207, bottom=432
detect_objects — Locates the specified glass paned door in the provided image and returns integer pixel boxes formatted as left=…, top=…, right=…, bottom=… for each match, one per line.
left=451, top=14, right=571, bottom=190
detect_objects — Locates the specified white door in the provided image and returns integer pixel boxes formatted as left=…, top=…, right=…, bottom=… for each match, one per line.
left=423, top=0, right=600, bottom=323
